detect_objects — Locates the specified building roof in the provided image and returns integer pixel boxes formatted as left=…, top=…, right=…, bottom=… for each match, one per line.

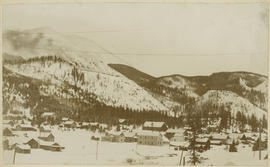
left=166, top=128, right=184, bottom=134
left=162, top=136, right=170, bottom=142
left=108, top=131, right=124, bottom=136
left=42, top=112, right=55, bottom=117
left=170, top=141, right=189, bottom=147
left=183, top=126, right=192, bottom=130
left=64, top=121, right=75, bottom=125
left=9, top=137, right=29, bottom=145
left=4, top=127, right=13, bottom=132
left=17, top=144, right=31, bottom=150
left=82, top=122, right=90, bottom=126
left=26, top=138, right=39, bottom=143
left=210, top=140, right=222, bottom=144
left=3, top=120, right=14, bottom=124
left=62, top=117, right=69, bottom=121
left=119, top=119, right=126, bottom=124
left=43, top=133, right=54, bottom=138
left=90, top=122, right=99, bottom=126
left=208, top=124, right=218, bottom=128
left=40, top=126, right=51, bottom=131
left=173, top=133, right=184, bottom=137
left=211, top=134, right=228, bottom=140
left=143, top=121, right=166, bottom=128
left=99, top=123, right=108, bottom=128
left=198, top=134, right=212, bottom=138
left=196, top=138, right=209, bottom=143
left=137, top=130, right=162, bottom=137
left=123, top=132, right=135, bottom=138
left=39, top=140, right=55, bottom=146
left=17, top=124, right=36, bottom=130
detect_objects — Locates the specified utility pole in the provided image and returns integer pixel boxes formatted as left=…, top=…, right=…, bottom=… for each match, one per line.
left=259, top=122, right=262, bottom=160
left=192, top=132, right=196, bottom=166
left=13, top=147, right=16, bottom=164
left=179, top=150, right=183, bottom=166
left=96, top=140, right=99, bottom=160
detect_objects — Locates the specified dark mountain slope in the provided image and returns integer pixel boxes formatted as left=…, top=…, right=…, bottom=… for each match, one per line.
left=108, top=64, right=156, bottom=84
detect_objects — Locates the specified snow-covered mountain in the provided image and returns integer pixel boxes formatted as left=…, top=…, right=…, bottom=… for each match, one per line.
left=2, top=27, right=268, bottom=121
left=3, top=28, right=168, bottom=112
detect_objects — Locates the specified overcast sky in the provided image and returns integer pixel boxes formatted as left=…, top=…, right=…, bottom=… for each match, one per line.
left=3, top=3, right=269, bottom=76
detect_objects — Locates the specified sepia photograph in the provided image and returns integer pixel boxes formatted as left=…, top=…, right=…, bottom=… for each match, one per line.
left=1, top=1, right=269, bottom=166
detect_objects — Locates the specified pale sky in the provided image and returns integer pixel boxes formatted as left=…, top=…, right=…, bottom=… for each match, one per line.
left=2, top=3, right=269, bottom=77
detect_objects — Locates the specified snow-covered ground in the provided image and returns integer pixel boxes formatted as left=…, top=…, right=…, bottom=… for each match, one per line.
left=3, top=128, right=268, bottom=166
left=201, top=145, right=267, bottom=166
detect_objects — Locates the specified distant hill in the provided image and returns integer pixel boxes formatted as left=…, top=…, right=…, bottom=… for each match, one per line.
left=110, top=64, right=268, bottom=114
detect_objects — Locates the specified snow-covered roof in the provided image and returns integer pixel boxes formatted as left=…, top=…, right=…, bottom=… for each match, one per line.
left=3, top=120, right=13, bottom=124
left=143, top=121, right=166, bottom=128
left=40, top=126, right=51, bottom=131
left=183, top=126, right=192, bottom=130
left=198, top=134, right=211, bottom=138
left=3, top=127, right=12, bottom=132
left=211, top=134, right=228, bottom=140
left=26, top=138, right=39, bottom=143
left=196, top=138, right=209, bottom=143
left=162, top=136, right=169, bottom=142
left=17, top=124, right=35, bottom=128
left=208, top=124, right=218, bottom=128
left=107, top=131, right=124, bottom=136
left=210, top=140, right=222, bottom=144
left=82, top=122, right=90, bottom=126
left=64, top=121, right=75, bottom=125
left=137, top=131, right=162, bottom=137
left=39, top=140, right=55, bottom=146
left=99, top=123, right=108, bottom=128
left=173, top=133, right=184, bottom=137
left=90, top=122, right=99, bottom=126
left=166, top=128, right=184, bottom=134
left=8, top=137, right=29, bottom=145
left=170, top=141, right=189, bottom=147
left=62, top=117, right=69, bottom=121
left=119, top=119, right=126, bottom=123
left=123, top=132, right=135, bottom=138
left=6, top=113, right=23, bottom=117
left=44, top=133, right=54, bottom=138
left=17, top=144, right=31, bottom=150
left=42, top=112, right=55, bottom=117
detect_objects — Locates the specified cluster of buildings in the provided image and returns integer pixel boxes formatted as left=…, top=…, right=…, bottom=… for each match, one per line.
left=3, top=120, right=65, bottom=154
left=2, top=110, right=268, bottom=156
left=89, top=120, right=268, bottom=153
left=59, top=117, right=108, bottom=131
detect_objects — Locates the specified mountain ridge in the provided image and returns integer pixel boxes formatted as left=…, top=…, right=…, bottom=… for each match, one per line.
left=2, top=28, right=268, bottom=125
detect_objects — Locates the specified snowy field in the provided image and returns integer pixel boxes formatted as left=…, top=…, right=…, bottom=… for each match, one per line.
left=3, top=128, right=268, bottom=166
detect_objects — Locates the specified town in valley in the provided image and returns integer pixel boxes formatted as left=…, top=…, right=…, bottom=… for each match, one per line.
left=2, top=3, right=269, bottom=166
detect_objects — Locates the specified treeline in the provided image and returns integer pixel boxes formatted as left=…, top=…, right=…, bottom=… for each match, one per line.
left=14, top=55, right=69, bottom=65
left=230, top=84, right=266, bottom=110
left=187, top=100, right=268, bottom=133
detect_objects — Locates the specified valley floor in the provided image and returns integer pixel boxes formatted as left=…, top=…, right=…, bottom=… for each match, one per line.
left=3, top=128, right=268, bottom=166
